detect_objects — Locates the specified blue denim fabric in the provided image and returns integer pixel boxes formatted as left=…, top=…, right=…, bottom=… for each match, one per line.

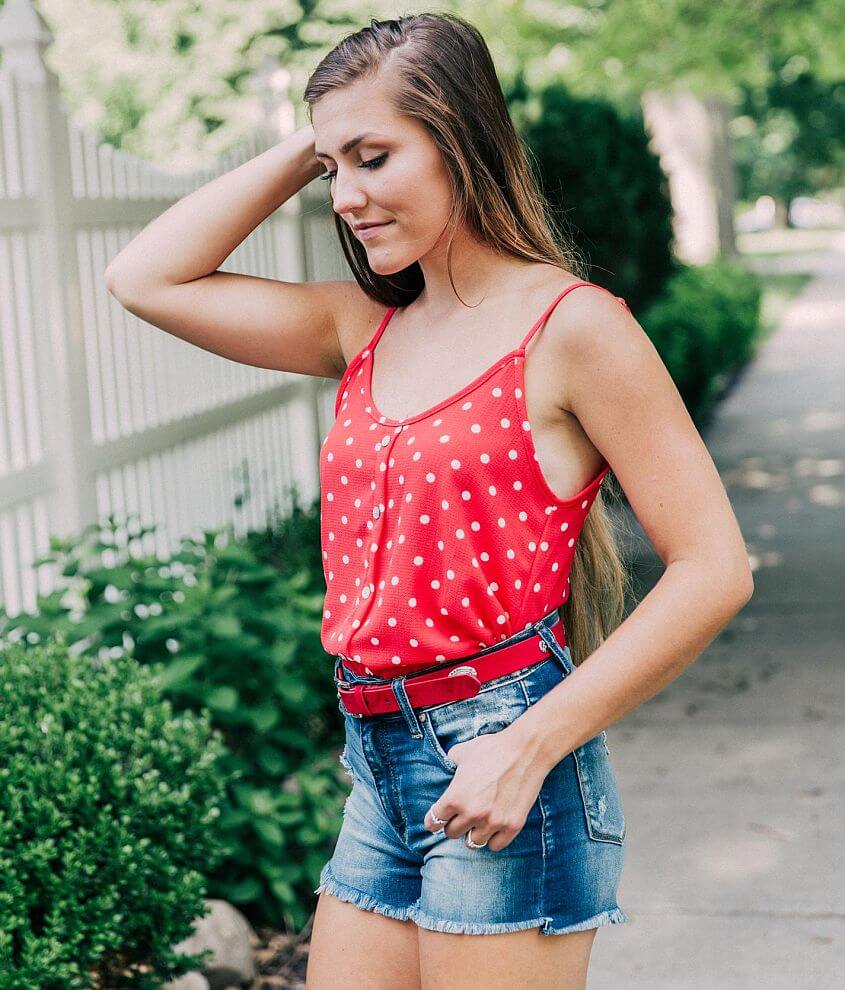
left=315, top=608, right=628, bottom=935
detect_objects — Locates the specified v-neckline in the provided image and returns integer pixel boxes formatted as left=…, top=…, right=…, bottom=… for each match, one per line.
left=365, top=334, right=523, bottom=426
left=363, top=281, right=591, bottom=426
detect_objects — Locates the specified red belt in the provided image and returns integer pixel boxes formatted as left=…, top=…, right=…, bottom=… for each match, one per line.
left=336, top=620, right=566, bottom=717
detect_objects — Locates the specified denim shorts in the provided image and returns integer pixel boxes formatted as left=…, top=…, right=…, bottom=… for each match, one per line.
left=315, top=608, right=628, bottom=936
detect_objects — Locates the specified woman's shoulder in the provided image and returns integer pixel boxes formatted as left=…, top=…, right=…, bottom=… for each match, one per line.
left=332, top=283, right=392, bottom=372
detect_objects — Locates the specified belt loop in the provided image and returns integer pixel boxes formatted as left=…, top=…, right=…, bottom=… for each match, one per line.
left=533, top=620, right=573, bottom=677
left=390, top=676, right=424, bottom=739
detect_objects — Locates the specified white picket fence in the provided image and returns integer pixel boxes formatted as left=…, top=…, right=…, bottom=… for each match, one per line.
left=0, top=0, right=345, bottom=619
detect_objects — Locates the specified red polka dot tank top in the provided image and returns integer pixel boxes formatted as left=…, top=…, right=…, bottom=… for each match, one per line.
left=319, top=280, right=630, bottom=677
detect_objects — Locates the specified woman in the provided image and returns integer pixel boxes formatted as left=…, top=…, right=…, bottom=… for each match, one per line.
left=105, top=12, right=754, bottom=989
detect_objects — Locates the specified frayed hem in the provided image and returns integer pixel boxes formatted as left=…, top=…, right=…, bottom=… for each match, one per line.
left=408, top=908, right=549, bottom=935
left=313, top=865, right=416, bottom=923
left=540, top=905, right=628, bottom=936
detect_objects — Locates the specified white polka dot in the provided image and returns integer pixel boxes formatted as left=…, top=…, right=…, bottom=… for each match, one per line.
left=471, top=423, right=481, bottom=433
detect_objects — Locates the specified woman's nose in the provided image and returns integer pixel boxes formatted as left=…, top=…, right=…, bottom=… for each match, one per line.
left=330, top=172, right=367, bottom=216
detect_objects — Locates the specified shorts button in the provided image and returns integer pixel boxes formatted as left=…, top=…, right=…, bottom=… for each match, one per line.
left=538, top=639, right=549, bottom=652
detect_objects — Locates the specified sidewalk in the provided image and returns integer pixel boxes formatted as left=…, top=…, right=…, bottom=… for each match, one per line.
left=592, top=232, right=845, bottom=988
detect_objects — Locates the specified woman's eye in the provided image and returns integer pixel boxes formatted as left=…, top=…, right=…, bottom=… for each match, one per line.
left=319, top=153, right=388, bottom=182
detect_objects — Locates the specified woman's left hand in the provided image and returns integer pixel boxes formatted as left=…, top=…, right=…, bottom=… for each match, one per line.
left=423, top=726, right=547, bottom=851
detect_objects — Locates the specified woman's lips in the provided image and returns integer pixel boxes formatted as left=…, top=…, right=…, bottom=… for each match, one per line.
left=356, top=221, right=394, bottom=240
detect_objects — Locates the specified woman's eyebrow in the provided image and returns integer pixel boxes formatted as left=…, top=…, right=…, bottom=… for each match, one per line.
left=313, top=132, right=389, bottom=160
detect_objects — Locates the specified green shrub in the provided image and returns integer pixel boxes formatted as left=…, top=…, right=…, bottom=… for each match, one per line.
left=0, top=492, right=351, bottom=933
left=508, top=76, right=679, bottom=311
left=0, top=636, right=229, bottom=988
left=639, top=260, right=763, bottom=424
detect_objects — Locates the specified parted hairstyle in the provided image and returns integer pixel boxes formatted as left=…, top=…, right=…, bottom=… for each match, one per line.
left=304, top=12, right=632, bottom=665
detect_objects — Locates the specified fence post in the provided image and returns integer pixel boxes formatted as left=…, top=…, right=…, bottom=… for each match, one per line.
left=0, top=0, right=99, bottom=540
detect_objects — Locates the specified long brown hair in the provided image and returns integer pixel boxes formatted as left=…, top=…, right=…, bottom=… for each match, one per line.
left=304, top=12, right=632, bottom=664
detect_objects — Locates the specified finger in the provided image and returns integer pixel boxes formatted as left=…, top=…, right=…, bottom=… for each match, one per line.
left=425, top=804, right=451, bottom=832
left=465, top=823, right=495, bottom=847
left=443, top=811, right=474, bottom=841
left=485, top=827, right=515, bottom=852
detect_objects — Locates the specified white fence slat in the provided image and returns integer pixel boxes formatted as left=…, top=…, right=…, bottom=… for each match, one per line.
left=0, top=23, right=346, bottom=619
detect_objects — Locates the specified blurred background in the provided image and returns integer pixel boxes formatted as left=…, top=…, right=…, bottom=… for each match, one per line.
left=0, top=1, right=841, bottom=987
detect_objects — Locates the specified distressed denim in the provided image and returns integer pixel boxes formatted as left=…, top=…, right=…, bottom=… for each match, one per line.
left=315, top=607, right=628, bottom=935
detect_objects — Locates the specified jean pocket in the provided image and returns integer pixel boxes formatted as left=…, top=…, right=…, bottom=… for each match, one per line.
left=572, top=733, right=626, bottom=844
left=419, top=676, right=531, bottom=775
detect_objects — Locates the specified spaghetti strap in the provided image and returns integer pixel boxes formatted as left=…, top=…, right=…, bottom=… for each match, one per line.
left=333, top=306, right=398, bottom=418
left=518, top=281, right=631, bottom=351
left=367, top=306, right=399, bottom=355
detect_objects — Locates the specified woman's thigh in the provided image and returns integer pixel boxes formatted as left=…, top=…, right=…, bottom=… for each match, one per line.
left=418, top=925, right=597, bottom=990
left=306, top=891, right=422, bottom=990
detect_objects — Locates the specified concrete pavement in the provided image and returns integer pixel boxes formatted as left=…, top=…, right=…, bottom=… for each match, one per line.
left=592, top=232, right=845, bottom=988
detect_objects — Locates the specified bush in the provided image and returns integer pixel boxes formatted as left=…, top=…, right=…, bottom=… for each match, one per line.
left=0, top=636, right=229, bottom=988
left=0, top=492, right=351, bottom=933
left=639, top=260, right=763, bottom=424
left=508, top=76, right=679, bottom=312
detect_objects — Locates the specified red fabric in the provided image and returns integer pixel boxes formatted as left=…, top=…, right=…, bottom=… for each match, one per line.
left=319, top=281, right=630, bottom=676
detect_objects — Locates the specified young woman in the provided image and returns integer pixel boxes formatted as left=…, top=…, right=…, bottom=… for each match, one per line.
left=105, top=12, right=753, bottom=989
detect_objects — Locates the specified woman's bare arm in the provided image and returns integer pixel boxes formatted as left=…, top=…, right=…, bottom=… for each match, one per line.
left=104, top=125, right=360, bottom=378
left=508, top=287, right=755, bottom=769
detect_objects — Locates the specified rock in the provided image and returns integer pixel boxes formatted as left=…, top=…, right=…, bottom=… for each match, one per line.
left=163, top=973, right=210, bottom=990
left=171, top=899, right=257, bottom=989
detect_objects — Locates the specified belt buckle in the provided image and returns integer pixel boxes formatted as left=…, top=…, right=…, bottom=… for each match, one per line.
left=337, top=683, right=365, bottom=718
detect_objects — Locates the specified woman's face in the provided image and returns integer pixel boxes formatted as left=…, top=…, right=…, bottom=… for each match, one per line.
left=311, top=78, right=455, bottom=275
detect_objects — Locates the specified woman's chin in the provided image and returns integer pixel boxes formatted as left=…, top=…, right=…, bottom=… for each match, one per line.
left=368, top=255, right=408, bottom=276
